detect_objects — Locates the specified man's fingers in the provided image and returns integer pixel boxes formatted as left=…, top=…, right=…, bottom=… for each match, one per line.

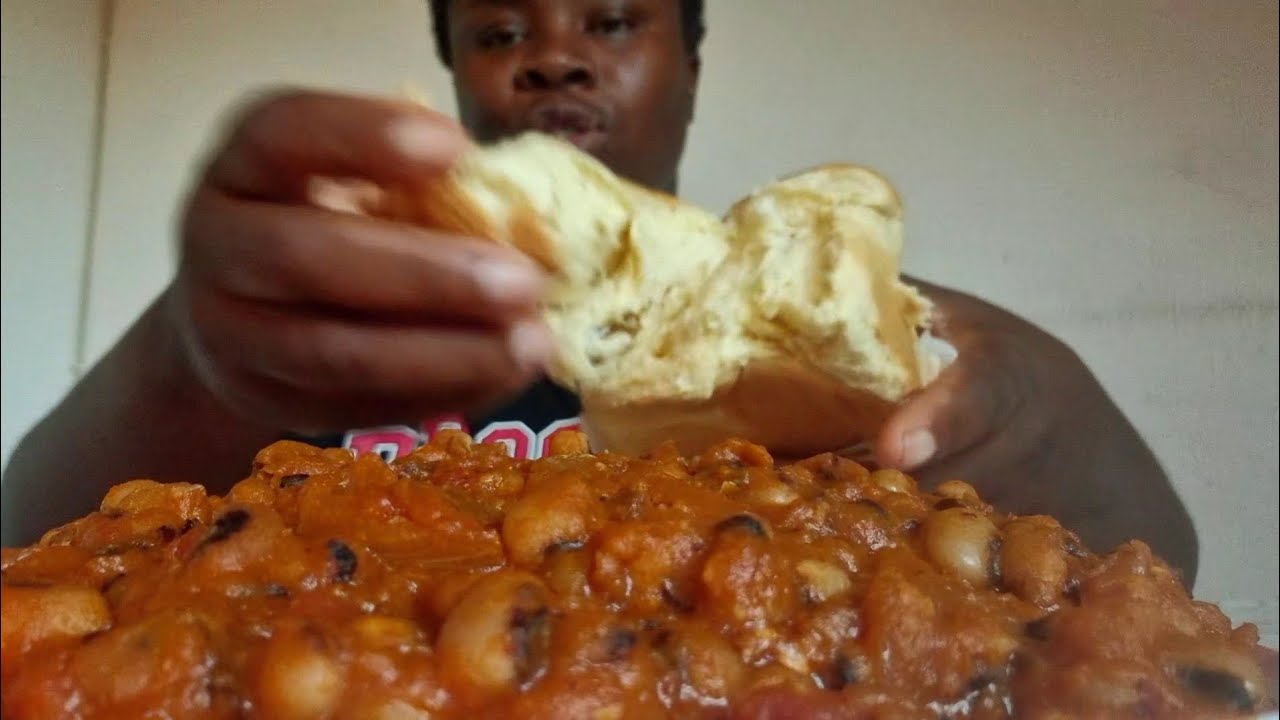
left=874, top=345, right=1024, bottom=472
left=185, top=189, right=546, bottom=323
left=197, top=292, right=555, bottom=399
left=205, top=89, right=471, bottom=201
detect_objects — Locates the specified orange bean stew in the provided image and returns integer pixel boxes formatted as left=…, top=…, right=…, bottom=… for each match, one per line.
left=1, top=431, right=1275, bottom=719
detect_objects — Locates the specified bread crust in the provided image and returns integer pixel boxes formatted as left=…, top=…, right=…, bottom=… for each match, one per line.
left=580, top=357, right=899, bottom=459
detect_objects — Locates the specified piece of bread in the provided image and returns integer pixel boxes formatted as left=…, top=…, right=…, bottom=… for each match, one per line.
left=374, top=131, right=943, bottom=458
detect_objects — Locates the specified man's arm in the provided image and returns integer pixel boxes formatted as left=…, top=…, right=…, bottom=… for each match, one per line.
left=1, top=296, right=279, bottom=546
left=1053, top=380, right=1199, bottom=584
left=2, top=92, right=552, bottom=547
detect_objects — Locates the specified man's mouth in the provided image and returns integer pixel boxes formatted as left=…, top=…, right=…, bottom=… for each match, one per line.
left=526, top=102, right=608, bottom=150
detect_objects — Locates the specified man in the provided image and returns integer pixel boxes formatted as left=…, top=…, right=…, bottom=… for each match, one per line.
left=0, top=0, right=1198, bottom=584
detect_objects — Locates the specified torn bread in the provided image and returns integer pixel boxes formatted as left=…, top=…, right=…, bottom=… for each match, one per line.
left=374, top=131, right=943, bottom=458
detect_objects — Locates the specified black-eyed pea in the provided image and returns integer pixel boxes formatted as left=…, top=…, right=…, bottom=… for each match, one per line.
left=99, top=479, right=208, bottom=518
left=477, top=468, right=525, bottom=497
left=699, top=531, right=798, bottom=628
left=431, top=429, right=474, bottom=454
left=742, top=473, right=801, bottom=507
left=697, top=439, right=775, bottom=470
left=348, top=615, right=423, bottom=651
left=999, top=516, right=1071, bottom=607
left=796, top=453, right=869, bottom=485
left=713, top=513, right=771, bottom=539
left=545, top=430, right=589, bottom=456
left=436, top=570, right=552, bottom=693
left=501, top=481, right=597, bottom=568
left=869, top=468, right=916, bottom=495
left=933, top=480, right=981, bottom=505
left=257, top=625, right=345, bottom=720
left=795, top=560, right=852, bottom=603
left=590, top=521, right=703, bottom=613
left=347, top=699, right=432, bottom=720
left=777, top=465, right=818, bottom=492
left=656, top=624, right=746, bottom=702
left=69, top=611, right=212, bottom=711
left=921, top=507, right=1000, bottom=587
left=543, top=542, right=591, bottom=599
left=1176, top=667, right=1265, bottom=712
left=829, top=651, right=872, bottom=690
left=0, top=584, right=112, bottom=662
left=1168, top=642, right=1269, bottom=713
left=772, top=641, right=815, bottom=677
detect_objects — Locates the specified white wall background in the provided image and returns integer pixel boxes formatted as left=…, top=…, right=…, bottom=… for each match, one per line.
left=2, top=1, right=1276, bottom=640
left=1, top=0, right=103, bottom=470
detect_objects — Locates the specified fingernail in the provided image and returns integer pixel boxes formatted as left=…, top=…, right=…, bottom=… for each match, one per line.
left=386, top=116, right=464, bottom=164
left=900, top=429, right=936, bottom=469
left=508, top=320, right=555, bottom=370
left=474, top=260, right=545, bottom=305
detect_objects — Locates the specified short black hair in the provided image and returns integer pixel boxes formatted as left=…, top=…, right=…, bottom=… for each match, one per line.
left=428, top=0, right=706, bottom=67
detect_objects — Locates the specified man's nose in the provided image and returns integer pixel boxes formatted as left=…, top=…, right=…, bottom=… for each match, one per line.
left=515, top=39, right=596, bottom=92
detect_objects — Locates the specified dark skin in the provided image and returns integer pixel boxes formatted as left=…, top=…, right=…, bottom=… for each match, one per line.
left=448, top=0, right=697, bottom=193
left=0, top=0, right=1196, bottom=587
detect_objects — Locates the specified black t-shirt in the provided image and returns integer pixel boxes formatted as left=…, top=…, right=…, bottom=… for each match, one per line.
left=294, top=378, right=582, bottom=462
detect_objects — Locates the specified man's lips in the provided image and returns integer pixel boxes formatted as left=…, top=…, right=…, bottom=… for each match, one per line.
left=524, top=101, right=608, bottom=149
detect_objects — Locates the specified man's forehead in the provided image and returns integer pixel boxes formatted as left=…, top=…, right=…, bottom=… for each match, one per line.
left=453, top=0, right=632, bottom=12
left=453, top=0, right=548, bottom=10
left=455, top=0, right=522, bottom=8
left=452, top=0, right=520, bottom=10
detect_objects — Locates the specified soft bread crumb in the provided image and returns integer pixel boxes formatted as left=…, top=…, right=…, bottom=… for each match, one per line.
left=377, top=131, right=940, bottom=455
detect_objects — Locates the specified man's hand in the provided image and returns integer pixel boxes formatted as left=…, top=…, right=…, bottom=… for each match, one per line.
left=3, top=89, right=561, bottom=544
left=169, top=89, right=554, bottom=435
left=874, top=279, right=1199, bottom=585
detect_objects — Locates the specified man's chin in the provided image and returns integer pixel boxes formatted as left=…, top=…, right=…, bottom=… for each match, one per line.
left=544, top=128, right=608, bottom=154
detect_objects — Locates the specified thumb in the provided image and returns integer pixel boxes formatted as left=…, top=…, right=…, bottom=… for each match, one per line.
left=874, top=354, right=1022, bottom=472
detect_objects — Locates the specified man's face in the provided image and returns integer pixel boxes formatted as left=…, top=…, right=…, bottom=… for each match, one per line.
left=446, top=0, right=699, bottom=192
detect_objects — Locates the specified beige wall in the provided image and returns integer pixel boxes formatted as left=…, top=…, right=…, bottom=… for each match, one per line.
left=1, top=0, right=104, bottom=465
left=83, top=0, right=451, bottom=363
left=3, top=1, right=1276, bottom=638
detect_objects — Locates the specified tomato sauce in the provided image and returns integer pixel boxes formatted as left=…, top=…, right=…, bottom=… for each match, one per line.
left=1, top=431, right=1274, bottom=718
